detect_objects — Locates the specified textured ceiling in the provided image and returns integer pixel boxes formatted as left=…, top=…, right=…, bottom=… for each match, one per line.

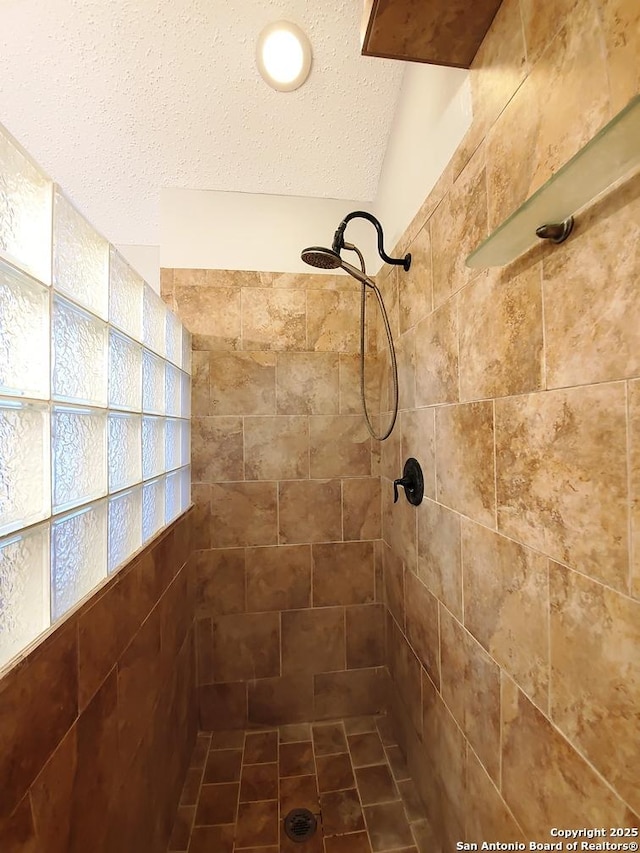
left=0, top=0, right=405, bottom=245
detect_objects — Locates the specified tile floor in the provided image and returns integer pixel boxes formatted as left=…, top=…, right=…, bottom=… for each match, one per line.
left=168, top=714, right=432, bottom=852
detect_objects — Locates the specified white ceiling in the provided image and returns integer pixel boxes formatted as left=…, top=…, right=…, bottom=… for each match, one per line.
left=0, top=0, right=405, bottom=246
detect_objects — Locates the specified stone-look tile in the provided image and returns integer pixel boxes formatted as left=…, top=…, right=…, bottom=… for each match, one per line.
left=417, top=499, right=462, bottom=621
left=495, top=384, right=629, bottom=591
left=195, top=548, right=246, bottom=617
left=244, top=416, right=309, bottom=480
left=485, top=5, right=609, bottom=229
left=191, top=484, right=212, bottom=551
left=376, top=715, right=399, bottom=748
left=209, top=352, right=276, bottom=415
left=76, top=581, right=125, bottom=711
left=404, top=571, right=440, bottom=689
left=248, top=674, right=314, bottom=726
left=189, top=825, right=234, bottom=853
left=420, top=671, right=466, bottom=851
left=320, top=789, right=365, bottom=835
left=245, top=545, right=311, bottom=612
left=436, top=401, right=496, bottom=527
left=279, top=723, right=312, bottom=743
left=210, top=730, right=244, bottom=750
left=174, top=285, right=241, bottom=350
left=383, top=542, right=405, bottom=630
left=235, top=801, right=279, bottom=847
left=276, top=352, right=340, bottom=415
left=462, top=521, right=549, bottom=709
left=160, top=266, right=174, bottom=300
left=382, top=477, right=418, bottom=575
left=212, top=613, right=280, bottom=682
left=279, top=741, right=315, bottom=777
left=324, top=831, right=372, bottom=853
left=181, top=767, right=204, bottom=805
left=365, top=801, right=415, bottom=852
left=312, top=722, right=348, bottom=756
left=458, top=265, right=544, bottom=401
left=260, top=271, right=337, bottom=290
left=192, top=416, right=244, bottom=484
left=0, top=623, right=78, bottom=822
left=199, top=683, right=248, bottom=730
left=204, top=749, right=243, bottom=784
left=279, top=774, right=319, bottom=814
left=431, top=150, right=487, bottom=307
left=210, top=482, right=278, bottom=548
left=242, top=289, right=306, bottom=351
left=396, top=327, right=416, bottom=412
left=519, top=0, right=580, bottom=65
left=388, top=625, right=422, bottom=737
left=397, top=779, right=426, bottom=822
left=549, top=563, right=640, bottom=813
left=385, top=746, right=410, bottom=783
left=278, top=480, right=342, bottom=545
left=400, top=408, right=436, bottom=500
left=399, top=223, right=432, bottom=334
left=244, top=731, right=278, bottom=764
left=192, top=351, right=210, bottom=416
left=316, top=753, right=355, bottom=792
left=501, top=677, right=637, bottom=835
left=314, top=668, right=387, bottom=720
left=282, top=607, right=345, bottom=675
left=415, top=299, right=459, bottom=406
left=344, top=715, right=376, bottom=735
left=459, top=0, right=526, bottom=176
left=346, top=604, right=385, bottom=669
left=168, top=804, right=194, bottom=850
left=206, top=269, right=258, bottom=288
left=312, top=541, right=375, bottom=606
left=196, top=617, right=214, bottom=684
left=631, top=380, right=640, bottom=599
left=439, top=607, right=501, bottom=784
left=348, top=731, right=386, bottom=767
left=544, top=186, right=640, bottom=388
left=31, top=673, right=118, bottom=853
left=466, top=748, right=525, bottom=842
left=339, top=353, right=380, bottom=416
left=380, top=406, right=401, bottom=481
left=356, top=764, right=398, bottom=805
left=343, top=477, right=381, bottom=541
left=240, top=764, right=278, bottom=802
left=307, top=291, right=360, bottom=353
left=309, top=415, right=371, bottom=478
left=598, top=0, right=640, bottom=112
left=194, top=783, right=239, bottom=826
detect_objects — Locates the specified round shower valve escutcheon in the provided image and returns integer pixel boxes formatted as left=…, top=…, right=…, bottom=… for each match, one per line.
left=393, top=458, right=424, bottom=506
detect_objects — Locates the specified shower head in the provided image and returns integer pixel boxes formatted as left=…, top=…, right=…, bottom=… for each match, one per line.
left=300, top=246, right=343, bottom=270
left=301, top=244, right=375, bottom=288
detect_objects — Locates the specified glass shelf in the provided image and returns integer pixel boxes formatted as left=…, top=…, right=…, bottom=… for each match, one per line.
left=466, top=94, right=640, bottom=268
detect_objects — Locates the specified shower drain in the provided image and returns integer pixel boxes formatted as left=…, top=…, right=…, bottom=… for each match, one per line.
left=283, top=808, right=318, bottom=842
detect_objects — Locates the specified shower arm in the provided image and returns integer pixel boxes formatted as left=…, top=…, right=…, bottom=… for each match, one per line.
left=332, top=210, right=411, bottom=271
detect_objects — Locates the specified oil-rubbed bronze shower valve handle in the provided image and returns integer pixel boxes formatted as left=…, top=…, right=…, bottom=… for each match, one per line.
left=393, top=458, right=424, bottom=506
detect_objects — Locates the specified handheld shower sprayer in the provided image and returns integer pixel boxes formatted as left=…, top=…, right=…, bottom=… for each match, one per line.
left=301, top=212, right=410, bottom=441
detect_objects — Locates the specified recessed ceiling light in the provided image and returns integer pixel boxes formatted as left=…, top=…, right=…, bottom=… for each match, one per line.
left=256, top=21, right=312, bottom=92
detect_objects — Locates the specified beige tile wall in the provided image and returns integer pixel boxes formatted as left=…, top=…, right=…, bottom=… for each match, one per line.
left=377, top=0, right=640, bottom=843
left=161, top=269, right=388, bottom=728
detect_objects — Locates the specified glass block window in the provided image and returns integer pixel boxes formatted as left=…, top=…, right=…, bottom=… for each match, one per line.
left=0, top=121, right=191, bottom=670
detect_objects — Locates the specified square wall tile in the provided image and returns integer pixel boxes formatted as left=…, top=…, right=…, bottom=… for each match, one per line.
left=495, top=383, right=628, bottom=591
left=242, top=289, right=306, bottom=351
left=244, top=416, right=309, bottom=480
left=210, top=351, right=276, bottom=415
left=246, top=544, right=311, bottom=612
left=278, top=480, right=342, bottom=545
left=211, top=482, right=278, bottom=548
left=281, top=607, right=345, bottom=675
